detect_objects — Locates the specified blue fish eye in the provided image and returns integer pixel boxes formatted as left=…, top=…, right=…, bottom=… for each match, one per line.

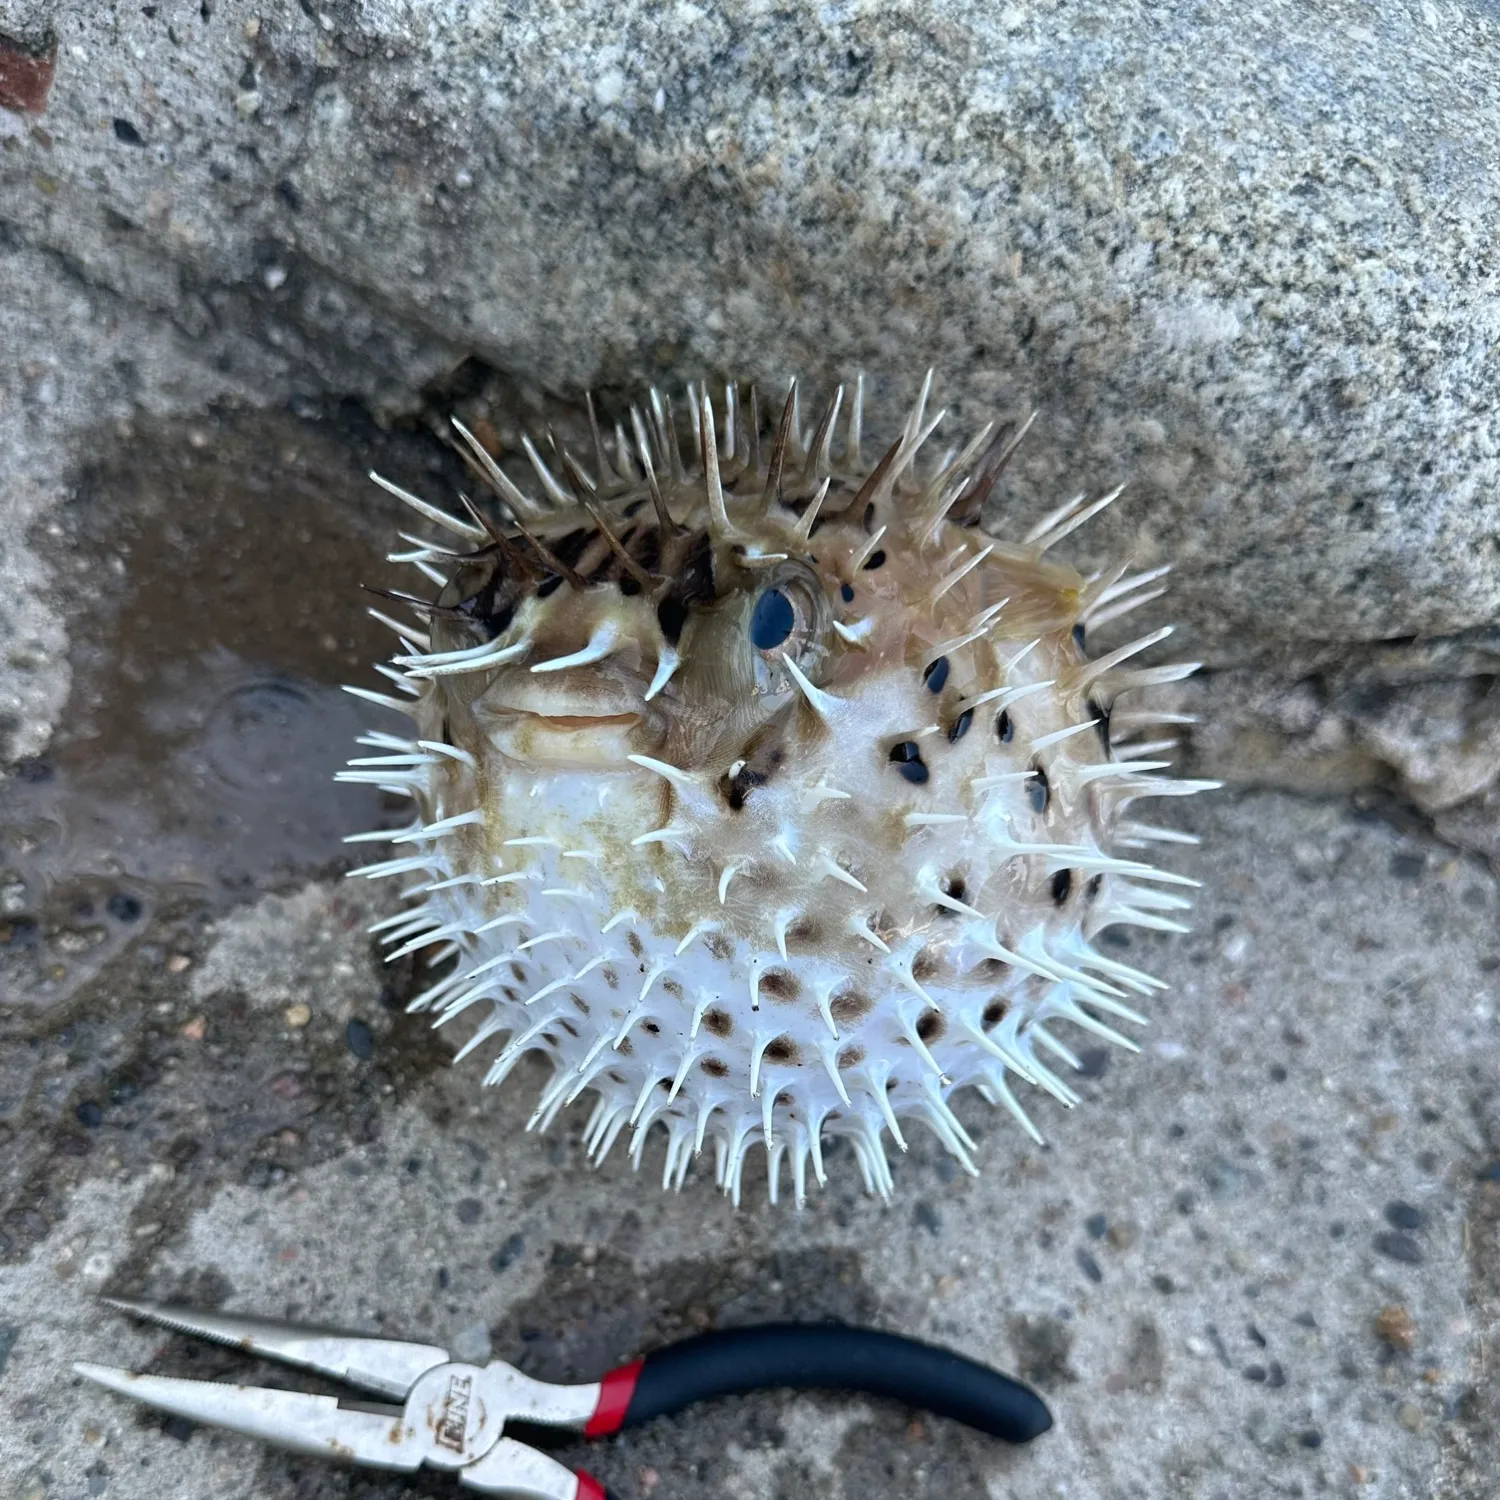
left=750, top=587, right=796, bottom=650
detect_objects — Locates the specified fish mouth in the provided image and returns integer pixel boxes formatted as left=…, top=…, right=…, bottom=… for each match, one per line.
left=508, top=711, right=641, bottom=729
left=485, top=708, right=643, bottom=770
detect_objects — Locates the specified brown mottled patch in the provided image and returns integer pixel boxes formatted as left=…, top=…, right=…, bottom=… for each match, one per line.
left=785, top=916, right=819, bottom=947
left=775, top=1089, right=794, bottom=1107
left=760, top=968, right=799, bottom=1002
left=502, top=987, right=521, bottom=1004
left=764, top=1035, right=799, bottom=1064
left=662, top=978, right=684, bottom=998
left=617, top=1038, right=634, bottom=1056
left=977, top=957, right=1010, bottom=980
left=571, top=993, right=590, bottom=1014
left=0, top=33, right=58, bottom=114
left=700, top=1056, right=729, bottom=1077
left=703, top=1007, right=734, bottom=1037
left=916, top=1009, right=945, bottom=1043
left=627, top=931, right=645, bottom=959
left=509, top=961, right=526, bottom=984
left=643, top=1020, right=661, bottom=1035
left=558, top=1019, right=579, bottom=1038
left=705, top=931, right=734, bottom=961
left=983, top=998, right=1009, bottom=1028
left=836, top=1044, right=865, bottom=1069
left=601, top=966, right=619, bottom=990
left=829, top=988, right=874, bottom=1024
left=607, top=1070, right=626, bottom=1085
left=911, top=946, right=941, bottom=983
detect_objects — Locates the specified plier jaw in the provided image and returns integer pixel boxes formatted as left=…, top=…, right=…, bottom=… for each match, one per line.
left=77, top=1296, right=1050, bottom=1496
left=75, top=1299, right=608, bottom=1498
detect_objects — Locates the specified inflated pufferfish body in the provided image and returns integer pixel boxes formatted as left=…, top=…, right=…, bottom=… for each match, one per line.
left=342, top=376, right=1211, bottom=1203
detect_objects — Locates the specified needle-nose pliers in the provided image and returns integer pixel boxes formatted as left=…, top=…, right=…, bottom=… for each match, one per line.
left=75, top=1297, right=1051, bottom=1498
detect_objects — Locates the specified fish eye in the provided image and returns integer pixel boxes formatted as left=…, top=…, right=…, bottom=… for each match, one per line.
left=750, top=587, right=796, bottom=651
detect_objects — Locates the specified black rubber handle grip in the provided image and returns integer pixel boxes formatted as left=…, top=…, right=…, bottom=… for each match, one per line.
left=618, top=1323, right=1051, bottom=1443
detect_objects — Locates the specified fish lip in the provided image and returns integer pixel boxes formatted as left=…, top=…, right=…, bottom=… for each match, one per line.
left=493, top=709, right=642, bottom=729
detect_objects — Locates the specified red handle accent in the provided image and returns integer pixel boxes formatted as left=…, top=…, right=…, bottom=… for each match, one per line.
left=584, top=1358, right=644, bottom=1437
left=574, top=1469, right=608, bottom=1500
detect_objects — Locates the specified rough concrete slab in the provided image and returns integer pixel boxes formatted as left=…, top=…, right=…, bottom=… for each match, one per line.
left=2, top=785, right=1497, bottom=1500
left=3, top=5, right=1499, bottom=1499
left=3, top=0, right=1500, bottom=663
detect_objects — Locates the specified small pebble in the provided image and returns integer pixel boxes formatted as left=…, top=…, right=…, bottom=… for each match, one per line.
left=1398, top=1401, right=1424, bottom=1432
left=1085, top=1212, right=1108, bottom=1240
left=1075, top=1248, right=1103, bottom=1284
left=490, top=1234, right=525, bottom=1273
left=179, top=1015, right=207, bottom=1040
left=345, top=1018, right=374, bottom=1059
left=284, top=1002, right=312, bottom=1028
left=1374, top=1231, right=1424, bottom=1264
left=166, top=953, right=191, bottom=974
left=106, top=893, right=142, bottom=922
left=456, top=1197, right=483, bottom=1225
left=450, top=1320, right=492, bottom=1364
left=1384, top=1200, right=1425, bottom=1231
left=75, top=1101, right=103, bottom=1129
left=1298, top=1429, right=1323, bottom=1449
left=1374, top=1304, right=1416, bottom=1351
left=912, top=1201, right=941, bottom=1236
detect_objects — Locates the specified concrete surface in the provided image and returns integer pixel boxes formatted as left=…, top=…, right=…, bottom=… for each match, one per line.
left=3, top=0, right=1500, bottom=673
left=3, top=3, right=1500, bottom=1498
left=2, top=778, right=1498, bottom=1500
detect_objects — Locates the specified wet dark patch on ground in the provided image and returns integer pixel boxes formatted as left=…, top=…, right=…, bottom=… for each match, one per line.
left=0, top=399, right=478, bottom=1264
left=1, top=401, right=463, bottom=1015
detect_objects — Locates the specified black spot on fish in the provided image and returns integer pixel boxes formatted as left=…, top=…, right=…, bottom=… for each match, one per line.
left=1029, top=763, right=1050, bottom=814
left=922, top=656, right=950, bottom=693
